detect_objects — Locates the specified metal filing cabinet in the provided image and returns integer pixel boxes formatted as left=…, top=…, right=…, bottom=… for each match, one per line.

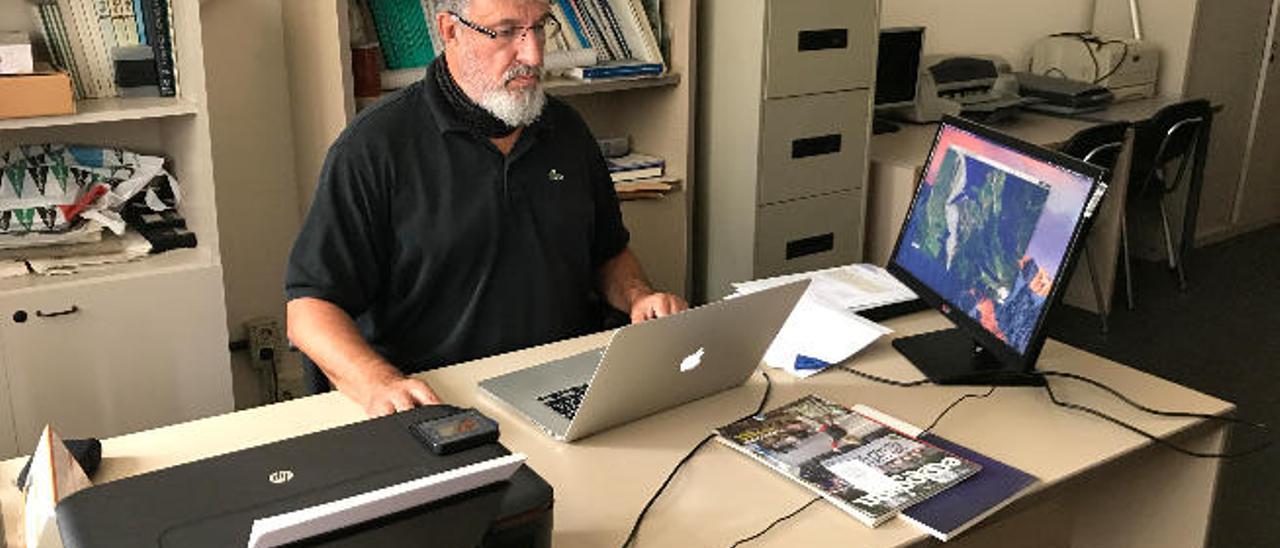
left=696, top=0, right=876, bottom=300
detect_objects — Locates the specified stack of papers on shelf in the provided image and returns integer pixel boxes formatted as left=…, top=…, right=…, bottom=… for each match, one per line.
left=614, top=176, right=679, bottom=200
left=26, top=230, right=152, bottom=275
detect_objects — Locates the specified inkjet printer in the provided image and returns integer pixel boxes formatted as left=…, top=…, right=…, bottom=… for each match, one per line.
left=917, top=55, right=1030, bottom=124
left=54, top=405, right=553, bottom=548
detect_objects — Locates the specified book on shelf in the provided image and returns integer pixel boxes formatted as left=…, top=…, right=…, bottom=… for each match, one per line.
left=551, top=0, right=590, bottom=50
left=899, top=434, right=1038, bottom=542
left=607, top=0, right=664, bottom=66
left=366, top=0, right=436, bottom=70
left=31, top=0, right=173, bottom=99
left=715, top=395, right=982, bottom=528
left=607, top=152, right=664, bottom=182
left=566, top=59, right=664, bottom=81
left=556, top=0, right=663, bottom=67
left=142, top=0, right=177, bottom=97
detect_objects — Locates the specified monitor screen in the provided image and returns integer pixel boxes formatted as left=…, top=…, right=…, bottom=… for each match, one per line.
left=875, top=27, right=924, bottom=109
left=886, top=116, right=1106, bottom=385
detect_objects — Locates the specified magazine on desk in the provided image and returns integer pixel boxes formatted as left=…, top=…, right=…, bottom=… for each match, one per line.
left=715, top=395, right=982, bottom=527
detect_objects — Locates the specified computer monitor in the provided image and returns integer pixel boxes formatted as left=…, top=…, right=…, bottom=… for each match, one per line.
left=875, top=27, right=925, bottom=110
left=886, top=116, right=1107, bottom=386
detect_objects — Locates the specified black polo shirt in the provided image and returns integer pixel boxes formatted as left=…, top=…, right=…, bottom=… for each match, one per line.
left=285, top=68, right=629, bottom=373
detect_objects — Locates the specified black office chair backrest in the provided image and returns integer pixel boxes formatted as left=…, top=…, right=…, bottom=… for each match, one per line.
left=1061, top=122, right=1129, bottom=178
left=1130, top=99, right=1211, bottom=196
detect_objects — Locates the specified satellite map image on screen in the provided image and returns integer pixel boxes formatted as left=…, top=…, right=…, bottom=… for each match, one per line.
left=897, top=146, right=1053, bottom=352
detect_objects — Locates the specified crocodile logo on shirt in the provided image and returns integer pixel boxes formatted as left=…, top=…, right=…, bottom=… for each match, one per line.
left=548, top=168, right=565, bottom=182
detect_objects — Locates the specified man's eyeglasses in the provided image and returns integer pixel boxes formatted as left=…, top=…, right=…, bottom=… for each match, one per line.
left=449, top=11, right=561, bottom=45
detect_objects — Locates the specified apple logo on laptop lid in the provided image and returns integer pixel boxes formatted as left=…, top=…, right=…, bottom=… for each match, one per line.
left=680, top=348, right=705, bottom=372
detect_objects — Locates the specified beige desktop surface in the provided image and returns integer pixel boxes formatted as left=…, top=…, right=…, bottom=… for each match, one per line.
left=1, top=311, right=1233, bottom=547
left=869, top=98, right=1182, bottom=169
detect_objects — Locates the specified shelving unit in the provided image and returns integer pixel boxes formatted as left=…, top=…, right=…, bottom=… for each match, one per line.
left=0, top=0, right=233, bottom=458
left=0, top=97, right=199, bottom=131
left=281, top=0, right=696, bottom=298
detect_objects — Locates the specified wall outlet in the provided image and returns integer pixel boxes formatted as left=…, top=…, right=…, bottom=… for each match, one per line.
left=245, top=316, right=284, bottom=372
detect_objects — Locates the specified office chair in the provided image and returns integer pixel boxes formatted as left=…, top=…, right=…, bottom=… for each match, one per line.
left=1123, top=99, right=1212, bottom=309
left=301, top=353, right=333, bottom=395
left=1060, top=122, right=1129, bottom=333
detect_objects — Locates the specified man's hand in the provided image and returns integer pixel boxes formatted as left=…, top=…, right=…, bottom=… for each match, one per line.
left=629, top=291, right=689, bottom=323
left=362, top=375, right=442, bottom=417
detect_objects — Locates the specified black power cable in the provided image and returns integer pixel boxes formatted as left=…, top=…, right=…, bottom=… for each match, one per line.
left=920, top=386, right=998, bottom=436
left=836, top=365, right=930, bottom=387
left=620, top=370, right=775, bottom=548
left=1036, top=371, right=1272, bottom=459
left=1092, top=40, right=1131, bottom=84
left=727, top=497, right=823, bottom=547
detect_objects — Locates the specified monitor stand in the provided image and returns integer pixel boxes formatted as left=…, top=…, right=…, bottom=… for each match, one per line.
left=872, top=117, right=902, bottom=135
left=892, top=328, right=1046, bottom=386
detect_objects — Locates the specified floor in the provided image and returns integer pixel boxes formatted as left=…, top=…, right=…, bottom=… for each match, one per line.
left=1045, top=224, right=1280, bottom=548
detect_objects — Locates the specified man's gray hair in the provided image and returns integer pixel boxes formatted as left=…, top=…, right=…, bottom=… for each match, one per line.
left=436, top=0, right=470, bottom=15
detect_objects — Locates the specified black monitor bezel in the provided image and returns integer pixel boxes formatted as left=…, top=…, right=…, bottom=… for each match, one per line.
left=874, top=26, right=926, bottom=109
left=886, top=115, right=1107, bottom=377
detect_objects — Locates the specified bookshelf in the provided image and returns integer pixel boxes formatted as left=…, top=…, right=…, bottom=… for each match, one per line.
left=280, top=0, right=696, bottom=298
left=0, top=0, right=233, bottom=458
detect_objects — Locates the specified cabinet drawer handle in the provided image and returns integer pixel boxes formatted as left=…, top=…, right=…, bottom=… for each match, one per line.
left=786, top=233, right=835, bottom=260
left=797, top=29, right=848, bottom=52
left=792, top=134, right=842, bottom=158
left=36, top=306, right=80, bottom=318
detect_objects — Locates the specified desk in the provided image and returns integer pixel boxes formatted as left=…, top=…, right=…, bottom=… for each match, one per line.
left=867, top=98, right=1180, bottom=315
left=2, top=312, right=1231, bottom=547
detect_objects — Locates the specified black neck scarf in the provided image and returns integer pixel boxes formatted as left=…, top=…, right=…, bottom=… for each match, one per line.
left=432, top=53, right=518, bottom=138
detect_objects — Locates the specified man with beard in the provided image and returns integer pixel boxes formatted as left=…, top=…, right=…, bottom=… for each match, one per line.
left=285, top=0, right=687, bottom=417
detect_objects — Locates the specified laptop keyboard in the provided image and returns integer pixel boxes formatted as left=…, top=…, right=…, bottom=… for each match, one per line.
left=537, top=383, right=589, bottom=420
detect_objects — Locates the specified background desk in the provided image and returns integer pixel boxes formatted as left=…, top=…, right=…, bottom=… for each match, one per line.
left=867, top=99, right=1180, bottom=315
left=2, top=312, right=1231, bottom=547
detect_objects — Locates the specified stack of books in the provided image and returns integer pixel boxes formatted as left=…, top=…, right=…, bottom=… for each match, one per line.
left=29, top=0, right=179, bottom=99
left=549, top=0, right=665, bottom=79
left=359, top=0, right=667, bottom=91
left=606, top=152, right=677, bottom=200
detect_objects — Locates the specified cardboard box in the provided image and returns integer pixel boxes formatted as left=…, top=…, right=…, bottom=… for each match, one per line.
left=0, top=31, right=34, bottom=74
left=0, top=70, right=76, bottom=120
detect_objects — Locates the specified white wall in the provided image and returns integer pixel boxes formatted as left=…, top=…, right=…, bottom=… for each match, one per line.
left=880, top=0, right=1198, bottom=98
left=880, top=0, right=1095, bottom=70
left=0, top=3, right=38, bottom=34
left=201, top=0, right=302, bottom=335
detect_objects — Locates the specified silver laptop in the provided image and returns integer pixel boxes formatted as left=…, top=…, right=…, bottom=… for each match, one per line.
left=478, top=281, right=808, bottom=442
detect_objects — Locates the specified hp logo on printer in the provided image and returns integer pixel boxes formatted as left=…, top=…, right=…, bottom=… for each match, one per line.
left=268, top=470, right=295, bottom=485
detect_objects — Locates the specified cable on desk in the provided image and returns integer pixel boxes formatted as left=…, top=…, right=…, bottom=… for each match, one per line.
left=727, top=497, right=823, bottom=548
left=836, top=365, right=930, bottom=387
left=753, top=370, right=774, bottom=416
left=1092, top=40, right=1130, bottom=84
left=620, top=370, right=775, bottom=548
left=1038, top=370, right=1267, bottom=428
left=920, top=386, right=998, bottom=436
left=1037, top=372, right=1272, bottom=459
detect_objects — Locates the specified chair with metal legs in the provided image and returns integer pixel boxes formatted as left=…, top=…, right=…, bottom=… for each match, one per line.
left=1123, top=99, right=1212, bottom=309
left=1060, top=122, right=1130, bottom=333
